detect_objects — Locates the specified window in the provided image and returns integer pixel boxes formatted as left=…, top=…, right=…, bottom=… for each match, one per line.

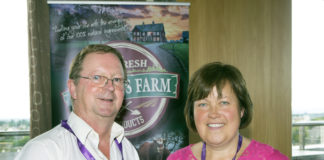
left=292, top=0, right=324, bottom=159
left=0, top=1, right=30, bottom=159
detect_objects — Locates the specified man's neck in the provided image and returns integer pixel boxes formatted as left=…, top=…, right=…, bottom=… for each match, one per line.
left=89, top=117, right=113, bottom=159
left=74, top=111, right=114, bottom=158
left=74, top=111, right=114, bottom=139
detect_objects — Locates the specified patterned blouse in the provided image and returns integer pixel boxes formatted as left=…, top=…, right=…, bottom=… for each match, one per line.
left=167, top=139, right=289, bottom=160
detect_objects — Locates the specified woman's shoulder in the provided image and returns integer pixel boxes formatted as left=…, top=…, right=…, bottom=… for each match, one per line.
left=167, top=144, right=198, bottom=160
left=240, top=139, right=289, bottom=160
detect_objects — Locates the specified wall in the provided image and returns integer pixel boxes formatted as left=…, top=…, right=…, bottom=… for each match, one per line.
left=178, top=0, right=291, bottom=157
left=28, top=0, right=291, bottom=157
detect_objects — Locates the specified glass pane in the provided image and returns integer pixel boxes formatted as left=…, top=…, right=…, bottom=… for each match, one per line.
left=0, top=1, right=30, bottom=160
left=0, top=135, right=30, bottom=159
left=292, top=0, right=324, bottom=159
left=0, top=120, right=30, bottom=160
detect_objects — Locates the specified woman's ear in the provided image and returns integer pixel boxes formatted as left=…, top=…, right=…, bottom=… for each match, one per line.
left=240, top=108, right=245, bottom=118
left=68, top=79, right=77, bottom=99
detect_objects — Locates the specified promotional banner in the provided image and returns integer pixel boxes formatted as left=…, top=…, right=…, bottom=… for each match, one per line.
left=49, top=1, right=189, bottom=159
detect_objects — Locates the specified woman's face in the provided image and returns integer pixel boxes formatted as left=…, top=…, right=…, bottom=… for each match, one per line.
left=193, top=82, right=244, bottom=147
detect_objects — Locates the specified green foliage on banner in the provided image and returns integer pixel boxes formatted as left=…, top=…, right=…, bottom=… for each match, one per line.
left=160, top=43, right=189, bottom=68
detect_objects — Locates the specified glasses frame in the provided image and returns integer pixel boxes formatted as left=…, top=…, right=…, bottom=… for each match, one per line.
left=77, top=75, right=129, bottom=89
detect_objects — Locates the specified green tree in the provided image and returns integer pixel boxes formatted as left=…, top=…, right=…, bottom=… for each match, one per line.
left=12, top=136, right=30, bottom=147
left=292, top=126, right=310, bottom=146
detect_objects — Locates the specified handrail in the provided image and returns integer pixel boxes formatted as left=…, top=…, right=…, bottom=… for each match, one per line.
left=292, top=121, right=324, bottom=150
left=0, top=131, right=29, bottom=136
left=293, top=121, right=324, bottom=126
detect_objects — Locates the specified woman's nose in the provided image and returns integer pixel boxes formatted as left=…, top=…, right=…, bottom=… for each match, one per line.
left=208, top=104, right=221, bottom=118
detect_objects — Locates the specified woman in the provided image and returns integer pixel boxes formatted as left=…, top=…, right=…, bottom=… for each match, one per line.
left=167, top=62, right=288, bottom=160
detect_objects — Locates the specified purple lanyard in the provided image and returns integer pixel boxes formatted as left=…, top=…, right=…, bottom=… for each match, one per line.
left=201, top=134, right=242, bottom=160
left=61, top=120, right=123, bottom=160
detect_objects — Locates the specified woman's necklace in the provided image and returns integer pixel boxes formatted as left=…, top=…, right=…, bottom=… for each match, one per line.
left=201, top=134, right=242, bottom=160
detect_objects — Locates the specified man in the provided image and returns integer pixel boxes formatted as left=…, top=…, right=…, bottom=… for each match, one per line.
left=15, top=44, right=139, bottom=160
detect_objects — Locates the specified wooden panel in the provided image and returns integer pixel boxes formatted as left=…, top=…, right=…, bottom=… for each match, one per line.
left=178, top=0, right=291, bottom=158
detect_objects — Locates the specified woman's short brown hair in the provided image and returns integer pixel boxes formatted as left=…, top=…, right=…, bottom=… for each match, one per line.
left=184, top=62, right=253, bottom=132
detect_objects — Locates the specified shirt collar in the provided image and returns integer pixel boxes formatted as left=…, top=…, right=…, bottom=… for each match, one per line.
left=111, top=122, right=125, bottom=144
left=67, top=112, right=125, bottom=145
left=67, top=112, right=93, bottom=144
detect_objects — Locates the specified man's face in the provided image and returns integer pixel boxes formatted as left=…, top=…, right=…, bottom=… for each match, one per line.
left=69, top=52, right=125, bottom=120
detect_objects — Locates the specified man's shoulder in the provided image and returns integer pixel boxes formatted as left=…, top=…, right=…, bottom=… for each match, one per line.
left=14, top=125, right=69, bottom=160
left=30, top=124, right=68, bottom=143
left=119, top=137, right=140, bottom=160
left=121, top=137, right=137, bottom=149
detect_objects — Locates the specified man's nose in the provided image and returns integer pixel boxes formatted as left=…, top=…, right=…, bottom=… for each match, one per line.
left=103, top=79, right=115, bottom=91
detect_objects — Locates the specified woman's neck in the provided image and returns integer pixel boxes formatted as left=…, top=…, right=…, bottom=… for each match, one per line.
left=206, top=134, right=241, bottom=160
left=192, top=133, right=244, bottom=160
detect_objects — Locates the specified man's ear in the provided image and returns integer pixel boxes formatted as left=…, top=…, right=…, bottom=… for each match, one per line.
left=68, top=79, right=77, bottom=99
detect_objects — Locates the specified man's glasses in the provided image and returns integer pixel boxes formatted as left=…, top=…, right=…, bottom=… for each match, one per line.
left=78, top=75, right=129, bottom=89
